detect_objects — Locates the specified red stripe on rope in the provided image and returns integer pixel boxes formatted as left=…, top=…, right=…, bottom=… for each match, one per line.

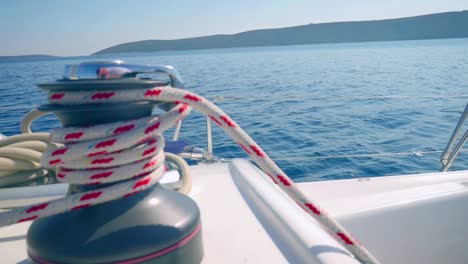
left=220, top=116, right=235, bottom=127
left=132, top=177, right=151, bottom=189
left=49, top=159, right=61, bottom=165
left=142, top=147, right=156, bottom=156
left=90, top=172, right=113, bottom=179
left=17, top=216, right=38, bottom=223
left=178, top=104, right=188, bottom=114
left=145, top=122, right=160, bottom=134
left=209, top=116, right=222, bottom=126
left=64, top=132, right=83, bottom=140
left=146, top=139, right=157, bottom=145
left=250, top=145, right=264, bottom=157
left=26, top=203, right=49, bottom=214
left=143, top=159, right=157, bottom=169
left=337, top=232, right=354, bottom=245
left=51, top=148, right=68, bottom=156
left=91, top=158, right=114, bottom=164
left=80, top=192, right=102, bottom=201
left=50, top=93, right=64, bottom=100
left=304, top=203, right=321, bottom=215
left=91, top=92, right=115, bottom=100
left=113, top=124, right=135, bottom=134
left=144, top=89, right=161, bottom=97
left=184, top=94, right=201, bottom=102
left=95, top=139, right=117, bottom=148
left=238, top=143, right=251, bottom=154
left=277, top=175, right=291, bottom=186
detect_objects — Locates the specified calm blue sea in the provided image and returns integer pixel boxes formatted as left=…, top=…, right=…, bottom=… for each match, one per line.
left=1, top=39, right=467, bottom=182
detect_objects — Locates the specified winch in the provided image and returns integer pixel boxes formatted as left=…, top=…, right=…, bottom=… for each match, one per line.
left=26, top=61, right=203, bottom=264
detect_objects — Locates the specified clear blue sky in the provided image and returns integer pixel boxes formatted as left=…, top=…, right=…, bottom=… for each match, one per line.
left=1, top=0, right=467, bottom=56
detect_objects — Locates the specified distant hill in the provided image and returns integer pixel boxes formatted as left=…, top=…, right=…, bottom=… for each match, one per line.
left=94, top=11, right=468, bottom=55
left=0, top=55, right=59, bottom=62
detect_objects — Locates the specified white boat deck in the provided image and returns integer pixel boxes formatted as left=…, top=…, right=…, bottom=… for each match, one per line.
left=1, top=159, right=468, bottom=264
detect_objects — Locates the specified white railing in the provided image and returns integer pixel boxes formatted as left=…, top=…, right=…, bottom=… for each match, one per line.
left=172, top=117, right=215, bottom=163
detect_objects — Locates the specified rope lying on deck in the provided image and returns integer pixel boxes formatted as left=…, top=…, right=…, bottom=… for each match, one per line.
left=0, top=86, right=380, bottom=264
left=0, top=133, right=56, bottom=188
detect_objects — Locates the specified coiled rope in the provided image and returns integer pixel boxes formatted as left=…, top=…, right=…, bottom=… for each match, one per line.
left=0, top=133, right=51, bottom=187
left=0, top=111, right=58, bottom=188
left=0, top=86, right=380, bottom=264
left=0, top=108, right=192, bottom=196
left=0, top=110, right=57, bottom=187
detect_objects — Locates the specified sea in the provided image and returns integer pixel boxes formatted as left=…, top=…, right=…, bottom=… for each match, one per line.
left=0, top=38, right=467, bottom=182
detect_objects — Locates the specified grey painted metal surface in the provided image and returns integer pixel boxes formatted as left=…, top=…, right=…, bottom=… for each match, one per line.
left=62, top=61, right=184, bottom=88
left=28, top=185, right=203, bottom=264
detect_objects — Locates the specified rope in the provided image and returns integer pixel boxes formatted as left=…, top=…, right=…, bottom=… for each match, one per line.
left=2, top=107, right=192, bottom=190
left=0, top=133, right=56, bottom=188
left=0, top=86, right=380, bottom=264
left=0, top=109, right=63, bottom=187
left=20, top=109, right=50, bottom=134
left=164, top=152, right=192, bottom=195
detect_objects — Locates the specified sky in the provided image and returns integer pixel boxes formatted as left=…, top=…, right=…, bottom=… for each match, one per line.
left=1, top=0, right=468, bottom=56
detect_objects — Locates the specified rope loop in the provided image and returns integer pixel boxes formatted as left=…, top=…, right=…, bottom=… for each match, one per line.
left=0, top=86, right=380, bottom=264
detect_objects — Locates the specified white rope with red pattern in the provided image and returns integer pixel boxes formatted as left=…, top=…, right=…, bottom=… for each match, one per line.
left=0, top=86, right=379, bottom=264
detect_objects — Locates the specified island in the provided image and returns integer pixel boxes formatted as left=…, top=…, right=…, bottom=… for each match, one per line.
left=0, top=55, right=59, bottom=62
left=94, top=11, right=468, bottom=55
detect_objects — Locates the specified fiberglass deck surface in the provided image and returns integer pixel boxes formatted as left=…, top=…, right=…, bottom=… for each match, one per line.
left=2, top=162, right=468, bottom=264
